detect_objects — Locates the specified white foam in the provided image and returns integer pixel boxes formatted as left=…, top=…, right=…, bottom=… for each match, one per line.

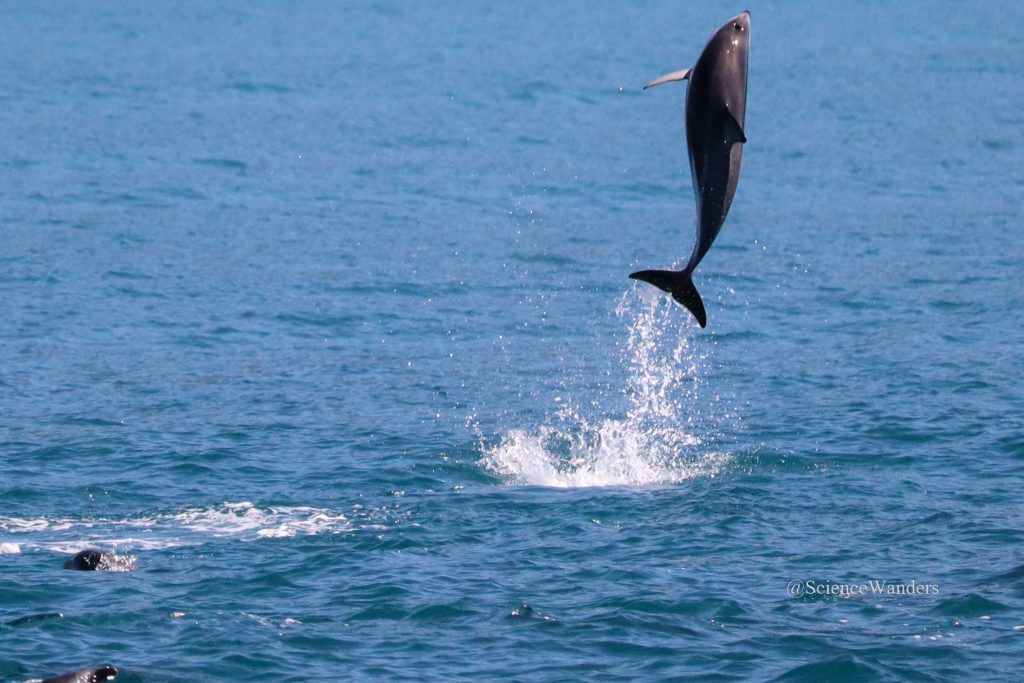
left=44, top=539, right=178, bottom=554
left=170, top=502, right=351, bottom=538
left=0, top=516, right=79, bottom=533
left=253, top=510, right=352, bottom=538
left=0, top=542, right=21, bottom=554
left=243, top=613, right=304, bottom=628
left=0, top=502, right=353, bottom=553
left=480, top=288, right=732, bottom=487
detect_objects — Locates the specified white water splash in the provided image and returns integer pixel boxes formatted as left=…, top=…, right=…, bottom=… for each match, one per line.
left=480, top=288, right=731, bottom=487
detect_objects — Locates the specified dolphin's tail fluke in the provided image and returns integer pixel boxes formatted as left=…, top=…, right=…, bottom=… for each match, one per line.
left=629, top=269, right=707, bottom=328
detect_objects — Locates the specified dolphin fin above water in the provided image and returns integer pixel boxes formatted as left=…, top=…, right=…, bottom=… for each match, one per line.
left=628, top=269, right=707, bottom=328
left=643, top=68, right=691, bottom=90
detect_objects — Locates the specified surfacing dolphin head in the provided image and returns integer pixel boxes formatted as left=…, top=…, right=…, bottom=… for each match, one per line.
left=41, top=666, right=118, bottom=683
left=62, top=548, right=135, bottom=571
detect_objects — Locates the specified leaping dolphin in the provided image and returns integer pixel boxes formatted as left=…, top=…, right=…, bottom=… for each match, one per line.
left=630, top=11, right=751, bottom=327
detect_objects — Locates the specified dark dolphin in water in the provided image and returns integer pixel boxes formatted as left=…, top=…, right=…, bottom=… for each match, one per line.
left=63, top=549, right=110, bottom=570
left=630, top=11, right=751, bottom=327
left=41, top=667, right=117, bottom=683
left=62, top=549, right=134, bottom=571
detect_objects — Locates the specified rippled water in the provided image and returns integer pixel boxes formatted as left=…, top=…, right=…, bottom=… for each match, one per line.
left=2, top=1, right=1023, bottom=680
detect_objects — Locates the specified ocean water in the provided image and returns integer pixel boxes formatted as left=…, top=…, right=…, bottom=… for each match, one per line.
left=1, top=1, right=1022, bottom=680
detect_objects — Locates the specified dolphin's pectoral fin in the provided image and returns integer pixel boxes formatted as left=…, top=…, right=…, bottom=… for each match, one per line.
left=724, top=109, right=747, bottom=144
left=643, top=68, right=691, bottom=90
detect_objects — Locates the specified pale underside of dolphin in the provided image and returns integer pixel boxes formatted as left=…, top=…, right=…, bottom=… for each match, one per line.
left=630, top=11, right=751, bottom=328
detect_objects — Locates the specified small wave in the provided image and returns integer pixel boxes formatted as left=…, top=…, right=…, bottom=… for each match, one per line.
left=480, top=288, right=732, bottom=487
left=772, top=655, right=880, bottom=682
left=193, top=157, right=248, bottom=173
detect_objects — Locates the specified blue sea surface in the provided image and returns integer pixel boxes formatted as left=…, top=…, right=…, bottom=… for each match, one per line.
left=2, top=1, right=1023, bottom=680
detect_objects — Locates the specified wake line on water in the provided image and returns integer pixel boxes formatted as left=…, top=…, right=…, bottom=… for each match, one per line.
left=479, top=287, right=731, bottom=487
left=0, top=502, right=370, bottom=554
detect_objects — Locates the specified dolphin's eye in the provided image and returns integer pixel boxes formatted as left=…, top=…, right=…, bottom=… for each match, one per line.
left=734, top=22, right=744, bottom=31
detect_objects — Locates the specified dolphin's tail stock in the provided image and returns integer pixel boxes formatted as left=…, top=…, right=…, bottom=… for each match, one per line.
left=629, top=269, right=707, bottom=328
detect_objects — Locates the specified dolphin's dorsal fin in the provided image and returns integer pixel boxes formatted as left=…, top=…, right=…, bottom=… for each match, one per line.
left=643, top=68, right=691, bottom=90
left=724, top=109, right=747, bottom=144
